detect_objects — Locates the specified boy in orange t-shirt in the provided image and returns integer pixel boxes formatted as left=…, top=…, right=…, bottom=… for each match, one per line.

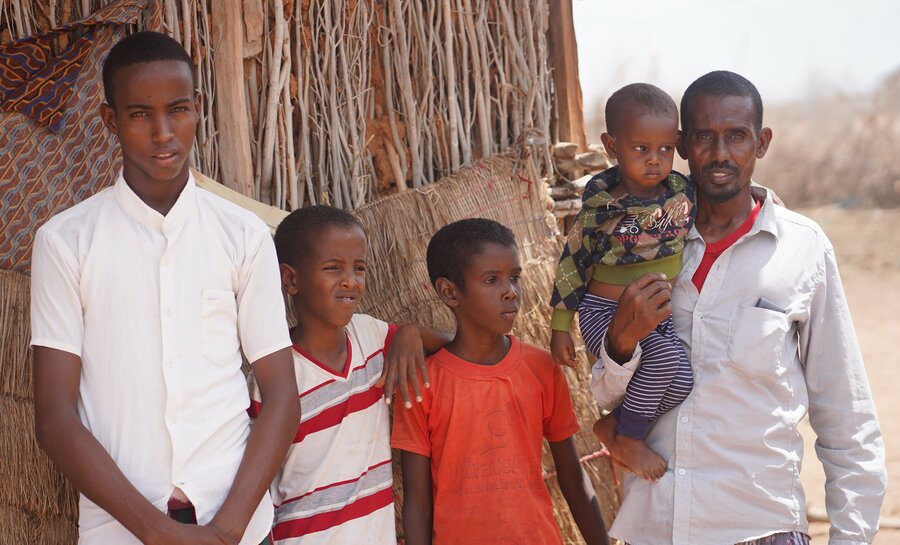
left=391, top=219, right=609, bottom=545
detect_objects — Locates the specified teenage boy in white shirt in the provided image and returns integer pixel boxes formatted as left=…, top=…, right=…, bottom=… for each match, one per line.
left=30, top=31, right=300, bottom=545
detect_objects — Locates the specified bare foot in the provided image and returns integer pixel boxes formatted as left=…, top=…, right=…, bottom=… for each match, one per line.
left=612, top=435, right=667, bottom=481
left=593, top=415, right=666, bottom=481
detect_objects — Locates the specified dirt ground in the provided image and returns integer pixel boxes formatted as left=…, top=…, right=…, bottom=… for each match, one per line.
left=797, top=206, right=900, bottom=543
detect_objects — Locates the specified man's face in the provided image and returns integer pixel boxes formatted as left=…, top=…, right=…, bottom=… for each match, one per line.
left=679, top=94, right=772, bottom=204
left=101, top=60, right=199, bottom=189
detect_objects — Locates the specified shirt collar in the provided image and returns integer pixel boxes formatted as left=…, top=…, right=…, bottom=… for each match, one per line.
left=113, top=170, right=197, bottom=231
left=686, top=183, right=778, bottom=241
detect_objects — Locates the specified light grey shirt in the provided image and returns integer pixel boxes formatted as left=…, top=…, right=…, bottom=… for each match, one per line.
left=591, top=189, right=886, bottom=545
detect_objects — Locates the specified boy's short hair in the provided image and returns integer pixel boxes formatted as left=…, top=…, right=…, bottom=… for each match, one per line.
left=426, top=218, right=517, bottom=289
left=605, top=83, right=677, bottom=135
left=681, top=70, right=763, bottom=133
left=274, top=205, right=365, bottom=266
left=102, top=31, right=196, bottom=107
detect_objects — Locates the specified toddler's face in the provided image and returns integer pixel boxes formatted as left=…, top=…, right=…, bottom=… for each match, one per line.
left=608, top=113, right=679, bottom=198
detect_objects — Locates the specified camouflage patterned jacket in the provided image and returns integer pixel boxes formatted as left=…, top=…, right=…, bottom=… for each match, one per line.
left=550, top=166, right=695, bottom=332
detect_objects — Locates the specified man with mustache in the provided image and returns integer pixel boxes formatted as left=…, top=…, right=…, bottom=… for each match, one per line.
left=591, top=71, right=886, bottom=545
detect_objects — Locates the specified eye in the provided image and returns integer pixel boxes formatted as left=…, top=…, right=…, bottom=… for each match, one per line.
left=130, top=111, right=148, bottom=118
left=511, top=274, right=521, bottom=283
left=633, top=145, right=647, bottom=152
left=660, top=145, right=673, bottom=152
left=354, top=264, right=366, bottom=273
left=728, top=132, right=745, bottom=141
left=485, top=276, right=497, bottom=285
left=324, top=265, right=340, bottom=271
left=171, top=106, right=188, bottom=113
left=696, top=133, right=711, bottom=141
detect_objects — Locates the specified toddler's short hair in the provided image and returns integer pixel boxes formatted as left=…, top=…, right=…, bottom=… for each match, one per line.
left=426, top=218, right=517, bottom=289
left=275, top=205, right=365, bottom=266
left=102, top=31, right=196, bottom=107
left=605, top=83, right=677, bottom=135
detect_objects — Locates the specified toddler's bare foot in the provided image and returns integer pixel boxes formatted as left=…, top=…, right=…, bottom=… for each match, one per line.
left=593, top=414, right=665, bottom=480
left=612, top=435, right=667, bottom=481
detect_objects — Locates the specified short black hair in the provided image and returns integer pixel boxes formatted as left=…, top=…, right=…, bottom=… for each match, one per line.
left=426, top=218, right=517, bottom=289
left=605, top=83, right=677, bottom=135
left=681, top=70, right=763, bottom=133
left=274, top=205, right=365, bottom=266
left=102, top=31, right=196, bottom=107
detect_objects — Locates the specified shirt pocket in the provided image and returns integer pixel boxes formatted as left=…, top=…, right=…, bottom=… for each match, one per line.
left=726, top=305, right=791, bottom=381
left=201, top=289, right=239, bottom=366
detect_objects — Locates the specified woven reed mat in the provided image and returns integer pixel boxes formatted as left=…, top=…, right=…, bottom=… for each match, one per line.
left=352, top=151, right=622, bottom=542
left=0, top=270, right=78, bottom=545
left=0, top=0, right=148, bottom=275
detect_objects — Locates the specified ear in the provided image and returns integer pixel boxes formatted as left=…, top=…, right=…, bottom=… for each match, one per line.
left=193, top=91, right=202, bottom=115
left=100, top=103, right=117, bottom=134
left=676, top=130, right=688, bottom=160
left=434, top=277, right=460, bottom=308
left=756, top=127, right=773, bottom=159
left=280, top=263, right=300, bottom=295
left=599, top=132, right=617, bottom=160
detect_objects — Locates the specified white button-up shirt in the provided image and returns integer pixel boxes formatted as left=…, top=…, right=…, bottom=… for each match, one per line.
left=30, top=172, right=291, bottom=544
left=591, top=190, right=886, bottom=545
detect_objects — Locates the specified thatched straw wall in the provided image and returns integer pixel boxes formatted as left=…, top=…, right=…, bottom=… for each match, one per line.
left=0, top=270, right=78, bottom=545
left=353, top=151, right=620, bottom=543
left=0, top=0, right=555, bottom=209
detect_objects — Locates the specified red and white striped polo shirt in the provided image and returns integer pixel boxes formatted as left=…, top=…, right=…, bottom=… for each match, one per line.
left=249, top=314, right=397, bottom=545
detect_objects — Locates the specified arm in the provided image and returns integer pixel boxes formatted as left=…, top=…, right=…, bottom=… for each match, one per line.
left=379, top=324, right=451, bottom=408
left=400, top=451, right=433, bottom=545
left=549, top=210, right=598, bottom=367
left=588, top=273, right=671, bottom=410
left=800, top=243, right=886, bottom=544
left=33, top=348, right=232, bottom=545
left=549, top=438, right=610, bottom=545
left=210, top=348, right=299, bottom=542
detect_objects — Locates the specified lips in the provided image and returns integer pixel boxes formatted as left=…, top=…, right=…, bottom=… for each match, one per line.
left=501, top=307, right=519, bottom=319
left=335, top=293, right=358, bottom=304
left=152, top=150, right=180, bottom=165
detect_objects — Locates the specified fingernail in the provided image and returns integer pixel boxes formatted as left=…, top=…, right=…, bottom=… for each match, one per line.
left=425, top=383, right=431, bottom=388
left=384, top=397, right=391, bottom=405
left=405, top=401, right=412, bottom=409
left=416, top=396, right=422, bottom=402
left=660, top=273, right=667, bottom=280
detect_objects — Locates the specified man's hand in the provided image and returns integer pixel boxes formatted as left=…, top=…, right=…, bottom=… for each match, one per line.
left=144, top=520, right=237, bottom=545
left=550, top=329, right=579, bottom=368
left=606, top=273, right=672, bottom=363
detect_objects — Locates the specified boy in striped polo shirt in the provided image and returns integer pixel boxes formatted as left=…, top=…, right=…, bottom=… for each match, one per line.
left=249, top=205, right=448, bottom=544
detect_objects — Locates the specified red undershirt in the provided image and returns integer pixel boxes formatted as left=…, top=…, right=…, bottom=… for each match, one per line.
left=691, top=197, right=762, bottom=291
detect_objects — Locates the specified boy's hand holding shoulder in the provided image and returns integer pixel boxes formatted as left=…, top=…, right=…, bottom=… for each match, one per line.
left=378, top=324, right=451, bottom=408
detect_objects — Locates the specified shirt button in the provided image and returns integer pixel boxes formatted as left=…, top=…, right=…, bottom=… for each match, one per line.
left=678, top=469, right=686, bottom=476
left=162, top=257, right=171, bottom=266
left=680, top=416, right=688, bottom=423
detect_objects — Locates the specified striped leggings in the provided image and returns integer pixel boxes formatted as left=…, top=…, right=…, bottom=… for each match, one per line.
left=579, top=293, right=693, bottom=439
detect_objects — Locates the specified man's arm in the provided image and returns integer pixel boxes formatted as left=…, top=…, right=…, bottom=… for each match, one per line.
left=400, top=450, right=433, bottom=545
left=548, top=438, right=610, bottom=545
left=379, top=324, right=451, bottom=408
left=210, top=347, right=299, bottom=542
left=33, top=347, right=232, bottom=545
left=589, top=273, right=671, bottom=410
left=800, top=244, right=886, bottom=544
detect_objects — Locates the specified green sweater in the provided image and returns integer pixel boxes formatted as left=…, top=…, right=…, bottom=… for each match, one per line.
left=550, top=166, right=695, bottom=332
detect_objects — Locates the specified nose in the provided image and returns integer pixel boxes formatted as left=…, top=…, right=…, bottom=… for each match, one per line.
left=647, top=151, right=660, bottom=166
left=502, top=280, right=518, bottom=301
left=341, top=269, right=360, bottom=289
left=151, top=114, right=174, bottom=144
left=711, top=135, right=728, bottom=162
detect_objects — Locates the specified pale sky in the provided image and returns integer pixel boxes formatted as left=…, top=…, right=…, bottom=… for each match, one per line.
left=573, top=0, right=900, bottom=109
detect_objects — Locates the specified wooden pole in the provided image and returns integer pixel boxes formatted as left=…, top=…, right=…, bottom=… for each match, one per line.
left=547, top=0, right=587, bottom=150
left=210, top=0, right=255, bottom=197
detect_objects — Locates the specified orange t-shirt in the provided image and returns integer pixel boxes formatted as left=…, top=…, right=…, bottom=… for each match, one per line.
left=391, top=337, right=579, bottom=545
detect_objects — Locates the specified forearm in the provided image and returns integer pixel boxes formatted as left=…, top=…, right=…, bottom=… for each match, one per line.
left=551, top=440, right=610, bottom=545
left=400, top=451, right=433, bottom=545
left=212, top=391, right=300, bottom=540
left=36, top=412, right=169, bottom=542
left=414, top=325, right=452, bottom=355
